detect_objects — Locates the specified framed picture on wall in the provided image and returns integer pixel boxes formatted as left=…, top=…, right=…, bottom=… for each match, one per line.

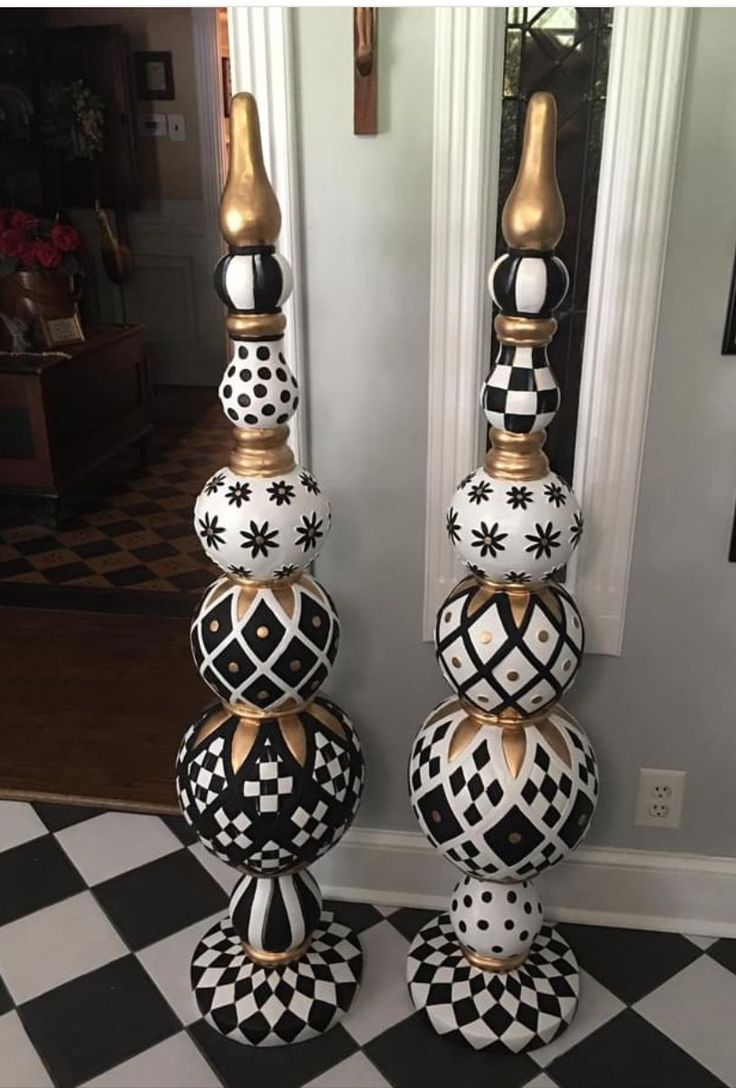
left=722, top=243, right=736, bottom=354
left=134, top=51, right=175, bottom=101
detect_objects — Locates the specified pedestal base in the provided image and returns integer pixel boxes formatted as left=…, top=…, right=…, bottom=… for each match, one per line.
left=407, top=912, right=579, bottom=1052
left=191, top=910, right=362, bottom=1047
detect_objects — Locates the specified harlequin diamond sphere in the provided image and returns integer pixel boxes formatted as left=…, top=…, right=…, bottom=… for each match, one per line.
left=176, top=695, right=364, bottom=874
left=447, top=467, right=582, bottom=584
left=449, top=876, right=542, bottom=961
left=191, top=574, right=339, bottom=713
left=194, top=463, right=330, bottom=581
left=408, top=696, right=598, bottom=880
left=219, top=338, right=299, bottom=428
left=435, top=576, right=584, bottom=717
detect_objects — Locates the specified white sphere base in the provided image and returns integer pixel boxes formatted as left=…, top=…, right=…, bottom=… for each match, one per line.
left=191, top=911, right=362, bottom=1046
left=407, top=912, right=579, bottom=1052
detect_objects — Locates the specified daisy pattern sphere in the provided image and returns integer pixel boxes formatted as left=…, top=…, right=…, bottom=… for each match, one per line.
left=176, top=695, right=364, bottom=874
left=435, top=577, right=584, bottom=718
left=450, top=876, right=542, bottom=961
left=408, top=697, right=598, bottom=880
left=190, top=574, right=339, bottom=713
left=219, top=339, right=299, bottom=428
left=447, top=467, right=582, bottom=584
left=195, top=463, right=329, bottom=581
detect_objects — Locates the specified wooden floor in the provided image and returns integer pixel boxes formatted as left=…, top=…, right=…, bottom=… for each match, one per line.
left=0, top=606, right=210, bottom=813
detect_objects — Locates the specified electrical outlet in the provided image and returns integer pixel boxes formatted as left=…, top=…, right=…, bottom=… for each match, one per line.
left=635, top=768, right=686, bottom=828
left=168, top=114, right=186, bottom=142
left=139, top=113, right=166, bottom=138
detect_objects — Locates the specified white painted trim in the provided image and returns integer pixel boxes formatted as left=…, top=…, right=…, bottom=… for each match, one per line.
left=314, top=827, right=736, bottom=938
left=192, top=8, right=227, bottom=267
left=422, top=8, right=506, bottom=640
left=569, top=9, right=693, bottom=655
left=227, top=6, right=307, bottom=464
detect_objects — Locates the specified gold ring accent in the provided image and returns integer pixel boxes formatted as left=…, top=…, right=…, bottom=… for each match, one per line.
left=229, top=425, right=295, bottom=478
left=484, top=429, right=549, bottom=482
left=223, top=695, right=316, bottom=721
left=461, top=945, right=529, bottom=973
left=242, top=934, right=312, bottom=967
left=227, top=312, right=287, bottom=339
left=459, top=698, right=553, bottom=729
left=495, top=314, right=557, bottom=348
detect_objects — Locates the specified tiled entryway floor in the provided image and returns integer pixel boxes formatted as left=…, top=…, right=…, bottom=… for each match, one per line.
left=1, top=800, right=734, bottom=1088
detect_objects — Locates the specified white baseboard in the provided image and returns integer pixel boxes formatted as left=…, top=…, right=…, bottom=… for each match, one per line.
left=313, top=827, right=736, bottom=939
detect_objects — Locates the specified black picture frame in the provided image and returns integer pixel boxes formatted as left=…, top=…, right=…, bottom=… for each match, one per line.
left=134, top=51, right=175, bottom=102
left=721, top=243, right=736, bottom=355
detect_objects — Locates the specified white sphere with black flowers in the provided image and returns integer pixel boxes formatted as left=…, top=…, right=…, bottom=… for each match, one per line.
left=447, top=467, right=582, bottom=584
left=194, top=463, right=330, bottom=581
left=219, top=338, right=300, bottom=428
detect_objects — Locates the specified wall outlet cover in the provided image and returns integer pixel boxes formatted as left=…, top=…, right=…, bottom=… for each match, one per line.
left=168, top=114, right=186, bottom=142
left=635, top=767, right=686, bottom=829
left=139, top=114, right=166, bottom=138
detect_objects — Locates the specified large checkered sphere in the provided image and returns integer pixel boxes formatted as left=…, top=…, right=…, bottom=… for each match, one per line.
left=219, top=338, right=299, bottom=428
left=408, top=696, right=598, bottom=880
left=488, top=253, right=568, bottom=317
left=447, top=467, right=582, bottom=584
left=481, top=344, right=560, bottom=434
left=194, top=464, right=330, bottom=581
left=449, top=876, right=542, bottom=961
left=435, top=576, right=584, bottom=718
left=191, top=574, right=339, bottom=713
left=176, top=695, right=364, bottom=874
left=214, top=248, right=292, bottom=313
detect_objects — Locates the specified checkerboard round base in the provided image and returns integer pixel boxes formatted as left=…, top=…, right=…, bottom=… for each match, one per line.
left=191, top=910, right=362, bottom=1047
left=407, top=912, right=579, bottom=1052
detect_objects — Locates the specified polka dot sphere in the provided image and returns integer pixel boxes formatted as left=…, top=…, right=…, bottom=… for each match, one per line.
left=219, top=339, right=299, bottom=428
left=449, top=876, right=542, bottom=960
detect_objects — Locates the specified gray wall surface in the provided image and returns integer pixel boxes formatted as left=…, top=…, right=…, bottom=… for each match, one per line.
left=297, top=8, right=736, bottom=857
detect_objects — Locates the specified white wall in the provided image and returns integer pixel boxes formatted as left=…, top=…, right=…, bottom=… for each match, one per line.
left=298, top=8, right=736, bottom=856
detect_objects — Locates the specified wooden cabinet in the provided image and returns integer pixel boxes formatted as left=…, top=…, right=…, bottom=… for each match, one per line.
left=0, top=325, right=151, bottom=516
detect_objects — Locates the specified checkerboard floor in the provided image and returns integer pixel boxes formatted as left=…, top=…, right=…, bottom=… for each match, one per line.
left=1, top=799, right=734, bottom=1088
left=0, top=397, right=227, bottom=617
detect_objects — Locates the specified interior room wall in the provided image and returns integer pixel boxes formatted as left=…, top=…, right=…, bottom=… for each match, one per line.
left=298, top=7, right=736, bottom=858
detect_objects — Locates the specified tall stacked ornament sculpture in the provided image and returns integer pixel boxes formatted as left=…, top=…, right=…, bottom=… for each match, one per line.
left=407, top=92, right=598, bottom=1052
left=176, top=93, right=365, bottom=1047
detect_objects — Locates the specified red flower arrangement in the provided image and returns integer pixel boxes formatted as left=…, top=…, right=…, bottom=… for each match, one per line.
left=0, top=210, right=83, bottom=276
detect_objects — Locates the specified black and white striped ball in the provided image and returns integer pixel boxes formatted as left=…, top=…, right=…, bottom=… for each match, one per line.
left=229, top=870, right=322, bottom=956
left=219, top=339, right=299, bottom=428
left=488, top=253, right=568, bottom=317
left=214, top=246, right=292, bottom=314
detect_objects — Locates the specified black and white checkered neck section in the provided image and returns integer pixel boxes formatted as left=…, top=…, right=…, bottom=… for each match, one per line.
left=481, top=344, right=561, bottom=434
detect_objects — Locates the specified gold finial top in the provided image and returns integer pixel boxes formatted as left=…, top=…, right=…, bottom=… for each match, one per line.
left=220, top=92, right=281, bottom=248
left=501, top=92, right=564, bottom=251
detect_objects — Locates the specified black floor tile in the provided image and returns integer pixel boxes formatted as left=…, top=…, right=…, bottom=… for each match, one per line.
left=19, top=955, right=180, bottom=1088
left=190, top=1018, right=359, bottom=1088
left=707, top=937, right=736, bottom=977
left=557, top=922, right=702, bottom=1003
left=324, top=899, right=385, bottom=935
left=0, top=835, right=85, bottom=926
left=33, top=802, right=107, bottom=833
left=0, top=973, right=13, bottom=1015
left=547, top=1008, right=726, bottom=1088
left=386, top=906, right=439, bottom=942
left=93, top=849, right=227, bottom=950
left=365, top=1009, right=538, bottom=1088
left=160, top=814, right=199, bottom=846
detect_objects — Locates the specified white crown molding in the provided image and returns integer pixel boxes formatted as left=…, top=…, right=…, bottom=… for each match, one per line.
left=569, top=9, right=693, bottom=655
left=314, top=826, right=736, bottom=938
left=422, top=7, right=506, bottom=640
left=227, top=6, right=307, bottom=465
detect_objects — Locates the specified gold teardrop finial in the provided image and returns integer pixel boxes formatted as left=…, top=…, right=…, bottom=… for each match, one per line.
left=501, top=92, right=564, bottom=252
left=220, top=92, right=281, bottom=248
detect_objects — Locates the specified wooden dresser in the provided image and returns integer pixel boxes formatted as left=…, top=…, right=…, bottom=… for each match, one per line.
left=0, top=325, right=151, bottom=519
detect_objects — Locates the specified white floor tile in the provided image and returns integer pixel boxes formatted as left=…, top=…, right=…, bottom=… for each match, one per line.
left=80, top=1031, right=220, bottom=1088
left=530, top=969, right=625, bottom=1067
left=188, top=842, right=240, bottom=893
left=0, top=802, right=47, bottom=852
left=0, top=1011, right=53, bottom=1088
left=636, top=955, right=736, bottom=1086
left=137, top=913, right=222, bottom=1025
left=305, top=1050, right=391, bottom=1088
left=684, top=933, right=717, bottom=950
left=0, top=891, right=127, bottom=1004
left=341, top=920, right=414, bottom=1046
left=522, top=1075, right=557, bottom=1088
left=56, top=813, right=181, bottom=886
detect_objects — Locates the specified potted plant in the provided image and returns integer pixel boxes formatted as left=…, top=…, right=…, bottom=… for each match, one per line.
left=0, top=210, right=85, bottom=348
